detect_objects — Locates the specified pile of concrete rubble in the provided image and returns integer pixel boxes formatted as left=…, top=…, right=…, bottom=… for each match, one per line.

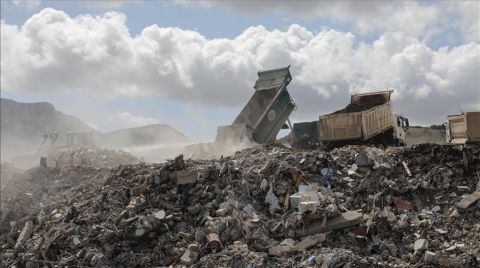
left=1, top=144, right=479, bottom=267
left=45, top=145, right=140, bottom=169
left=0, top=146, right=140, bottom=240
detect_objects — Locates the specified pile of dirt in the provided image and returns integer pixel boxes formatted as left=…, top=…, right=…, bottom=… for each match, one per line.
left=332, top=94, right=388, bottom=114
left=1, top=144, right=479, bottom=267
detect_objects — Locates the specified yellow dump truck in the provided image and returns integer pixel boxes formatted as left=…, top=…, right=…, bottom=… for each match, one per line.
left=318, top=90, right=409, bottom=145
left=446, top=112, right=480, bottom=144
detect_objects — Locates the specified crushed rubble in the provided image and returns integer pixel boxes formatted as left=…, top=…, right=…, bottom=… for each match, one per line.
left=1, top=143, right=479, bottom=267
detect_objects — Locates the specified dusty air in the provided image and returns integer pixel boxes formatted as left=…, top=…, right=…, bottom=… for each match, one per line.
left=1, top=1, right=479, bottom=267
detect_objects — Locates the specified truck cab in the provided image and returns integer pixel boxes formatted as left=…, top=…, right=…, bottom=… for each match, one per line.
left=393, top=115, right=409, bottom=146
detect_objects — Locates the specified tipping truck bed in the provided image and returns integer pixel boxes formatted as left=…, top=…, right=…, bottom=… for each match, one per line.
left=319, top=91, right=394, bottom=142
left=215, top=66, right=296, bottom=144
left=447, top=112, right=480, bottom=144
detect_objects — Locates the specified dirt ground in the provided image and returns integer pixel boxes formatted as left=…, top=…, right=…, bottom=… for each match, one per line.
left=406, top=126, right=446, bottom=145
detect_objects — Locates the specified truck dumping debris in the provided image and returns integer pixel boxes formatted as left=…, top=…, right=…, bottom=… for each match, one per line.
left=1, top=143, right=479, bottom=267
left=319, top=90, right=409, bottom=146
left=332, top=93, right=389, bottom=114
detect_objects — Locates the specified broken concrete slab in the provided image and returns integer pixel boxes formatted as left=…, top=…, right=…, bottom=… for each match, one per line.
left=292, top=210, right=364, bottom=237
left=269, top=245, right=297, bottom=257
left=14, top=221, right=34, bottom=251
left=456, top=191, right=480, bottom=209
left=153, top=210, right=166, bottom=220
left=414, top=238, right=428, bottom=253
left=176, top=170, right=198, bottom=185
left=296, top=234, right=326, bottom=251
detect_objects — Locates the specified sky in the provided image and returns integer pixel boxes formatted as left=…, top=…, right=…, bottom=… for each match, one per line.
left=1, top=0, right=479, bottom=141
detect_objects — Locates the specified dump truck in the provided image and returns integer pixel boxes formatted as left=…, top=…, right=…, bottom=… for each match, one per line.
left=292, top=121, right=320, bottom=148
left=215, top=66, right=296, bottom=145
left=318, top=90, right=409, bottom=146
left=445, top=112, right=480, bottom=144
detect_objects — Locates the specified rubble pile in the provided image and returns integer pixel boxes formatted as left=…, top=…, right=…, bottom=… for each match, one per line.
left=46, top=145, right=140, bottom=169
left=0, top=146, right=140, bottom=240
left=1, top=144, right=479, bottom=267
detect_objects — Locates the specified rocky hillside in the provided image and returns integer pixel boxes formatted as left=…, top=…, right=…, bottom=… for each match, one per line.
left=98, top=124, right=191, bottom=149
left=1, top=98, right=190, bottom=161
left=1, top=98, right=94, bottom=158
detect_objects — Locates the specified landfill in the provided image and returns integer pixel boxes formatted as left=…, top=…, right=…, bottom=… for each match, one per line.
left=1, top=143, right=479, bottom=267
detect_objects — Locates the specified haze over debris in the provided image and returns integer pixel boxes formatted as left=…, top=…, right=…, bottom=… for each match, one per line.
left=1, top=1, right=480, bottom=267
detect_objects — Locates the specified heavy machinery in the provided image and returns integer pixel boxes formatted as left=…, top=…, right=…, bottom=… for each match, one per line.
left=292, top=121, right=320, bottom=148
left=215, top=66, right=296, bottom=145
left=319, top=90, right=409, bottom=146
left=445, top=112, right=480, bottom=144
left=292, top=90, right=409, bottom=147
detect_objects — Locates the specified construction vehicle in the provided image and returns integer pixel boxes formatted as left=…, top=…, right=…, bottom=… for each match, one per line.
left=291, top=90, right=409, bottom=147
left=215, top=66, right=296, bottom=144
left=445, top=112, right=480, bottom=144
left=318, top=90, right=409, bottom=145
left=292, top=121, right=320, bottom=148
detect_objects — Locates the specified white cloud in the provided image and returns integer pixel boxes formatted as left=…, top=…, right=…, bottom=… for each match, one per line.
left=444, top=1, right=480, bottom=42
left=178, top=1, right=440, bottom=37
left=109, top=112, right=159, bottom=128
left=178, top=1, right=479, bottom=42
left=1, top=8, right=479, bottom=125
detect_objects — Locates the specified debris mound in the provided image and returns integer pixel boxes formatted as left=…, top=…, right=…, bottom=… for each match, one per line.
left=1, top=144, right=479, bottom=267
left=0, top=146, right=140, bottom=237
left=333, top=94, right=388, bottom=114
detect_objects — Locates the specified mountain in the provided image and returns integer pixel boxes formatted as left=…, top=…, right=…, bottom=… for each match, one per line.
left=1, top=98, right=94, bottom=158
left=0, top=98, right=191, bottom=160
left=98, top=124, right=191, bottom=149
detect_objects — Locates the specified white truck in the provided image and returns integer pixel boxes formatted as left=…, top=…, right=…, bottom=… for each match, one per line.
left=446, top=112, right=480, bottom=144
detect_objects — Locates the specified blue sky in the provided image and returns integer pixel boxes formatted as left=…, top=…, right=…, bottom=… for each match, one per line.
left=1, top=0, right=479, bottom=141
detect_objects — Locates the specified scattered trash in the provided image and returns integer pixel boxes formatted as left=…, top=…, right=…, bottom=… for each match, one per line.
left=392, top=196, right=413, bottom=211
left=1, top=143, right=479, bottom=267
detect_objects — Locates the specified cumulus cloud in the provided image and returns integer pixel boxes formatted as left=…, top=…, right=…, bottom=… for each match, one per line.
left=109, top=112, right=159, bottom=128
left=1, top=8, right=479, bottom=125
left=179, top=1, right=479, bottom=42
left=178, top=1, right=439, bottom=37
